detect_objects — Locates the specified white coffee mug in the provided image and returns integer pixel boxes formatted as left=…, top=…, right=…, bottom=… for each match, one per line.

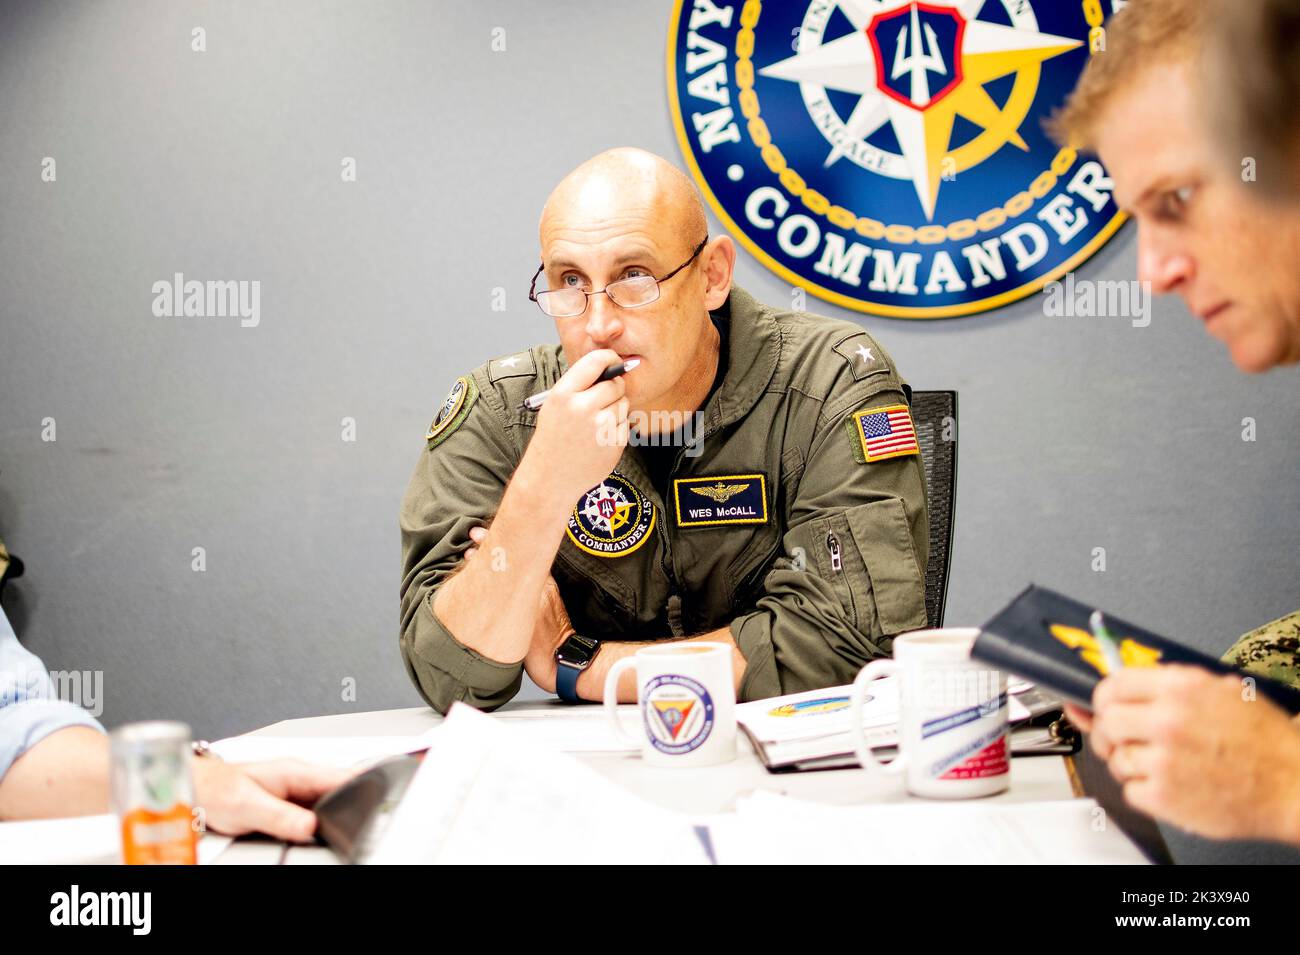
left=603, top=642, right=737, bottom=768
left=849, top=628, right=1009, bottom=799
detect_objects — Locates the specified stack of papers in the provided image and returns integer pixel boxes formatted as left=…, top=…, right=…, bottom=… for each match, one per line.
left=737, top=679, right=1048, bottom=771
left=737, top=679, right=903, bottom=767
left=367, top=703, right=713, bottom=864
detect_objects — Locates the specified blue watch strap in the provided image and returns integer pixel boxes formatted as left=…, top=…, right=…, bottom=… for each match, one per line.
left=556, top=660, right=584, bottom=704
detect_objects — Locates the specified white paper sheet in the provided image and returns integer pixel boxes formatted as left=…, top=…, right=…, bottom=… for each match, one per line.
left=0, top=814, right=231, bottom=865
left=736, top=679, right=900, bottom=744
left=491, top=711, right=638, bottom=752
left=708, top=790, right=1148, bottom=865
left=210, top=729, right=440, bottom=768
left=736, top=679, right=1033, bottom=746
left=368, top=703, right=711, bottom=865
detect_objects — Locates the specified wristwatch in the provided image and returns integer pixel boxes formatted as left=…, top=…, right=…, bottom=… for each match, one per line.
left=555, top=633, right=600, bottom=704
left=191, top=740, right=222, bottom=761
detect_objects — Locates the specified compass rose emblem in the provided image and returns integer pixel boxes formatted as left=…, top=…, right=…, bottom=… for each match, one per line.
left=566, top=471, right=656, bottom=558
left=668, top=0, right=1129, bottom=318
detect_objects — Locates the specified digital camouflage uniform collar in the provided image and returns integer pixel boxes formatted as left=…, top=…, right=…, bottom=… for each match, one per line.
left=1223, top=610, right=1300, bottom=691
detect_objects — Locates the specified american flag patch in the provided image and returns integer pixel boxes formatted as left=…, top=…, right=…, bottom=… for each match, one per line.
left=852, top=404, right=919, bottom=462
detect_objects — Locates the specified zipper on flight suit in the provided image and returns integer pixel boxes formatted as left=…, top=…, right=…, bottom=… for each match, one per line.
left=827, top=531, right=843, bottom=571
left=658, top=442, right=689, bottom=637
left=656, top=420, right=716, bottom=638
left=825, top=528, right=860, bottom=628
left=662, top=408, right=778, bottom=631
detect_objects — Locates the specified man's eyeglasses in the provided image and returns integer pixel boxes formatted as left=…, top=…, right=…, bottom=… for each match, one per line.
left=528, top=237, right=708, bottom=319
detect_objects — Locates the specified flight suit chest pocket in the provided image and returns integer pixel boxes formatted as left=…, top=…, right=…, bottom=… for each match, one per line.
left=814, top=498, right=927, bottom=637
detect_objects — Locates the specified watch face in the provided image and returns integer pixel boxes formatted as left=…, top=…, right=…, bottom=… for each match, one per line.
left=556, top=635, right=597, bottom=668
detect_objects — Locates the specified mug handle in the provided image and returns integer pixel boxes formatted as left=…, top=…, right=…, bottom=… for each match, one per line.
left=851, top=659, right=906, bottom=776
left=603, top=657, right=641, bottom=748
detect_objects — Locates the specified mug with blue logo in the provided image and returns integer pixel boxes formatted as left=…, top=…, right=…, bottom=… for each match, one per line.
left=850, top=628, right=1010, bottom=799
left=603, top=642, right=738, bottom=768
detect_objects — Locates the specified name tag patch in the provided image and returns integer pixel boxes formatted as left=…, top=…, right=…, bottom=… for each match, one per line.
left=673, top=474, right=768, bottom=527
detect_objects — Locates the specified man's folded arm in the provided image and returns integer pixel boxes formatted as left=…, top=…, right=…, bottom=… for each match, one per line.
left=728, top=380, right=930, bottom=702
left=399, top=376, right=525, bottom=714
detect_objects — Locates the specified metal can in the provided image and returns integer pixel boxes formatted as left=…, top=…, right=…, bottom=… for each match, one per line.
left=110, top=721, right=198, bottom=865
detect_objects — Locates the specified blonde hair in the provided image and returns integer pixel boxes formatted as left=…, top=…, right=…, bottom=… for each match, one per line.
left=1048, top=0, right=1208, bottom=151
left=1206, top=0, right=1300, bottom=199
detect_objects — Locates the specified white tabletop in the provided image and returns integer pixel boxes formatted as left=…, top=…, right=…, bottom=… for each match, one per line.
left=214, top=700, right=1084, bottom=865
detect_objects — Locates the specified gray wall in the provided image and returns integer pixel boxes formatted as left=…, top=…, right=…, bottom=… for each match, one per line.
left=1, top=1, right=1296, bottom=863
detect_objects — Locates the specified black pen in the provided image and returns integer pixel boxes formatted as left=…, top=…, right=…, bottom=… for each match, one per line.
left=519, top=358, right=640, bottom=412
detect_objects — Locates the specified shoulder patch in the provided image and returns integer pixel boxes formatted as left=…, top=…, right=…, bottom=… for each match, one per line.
left=488, top=352, right=537, bottom=383
left=832, top=333, right=890, bottom=382
left=846, top=404, right=919, bottom=463
left=426, top=375, right=478, bottom=449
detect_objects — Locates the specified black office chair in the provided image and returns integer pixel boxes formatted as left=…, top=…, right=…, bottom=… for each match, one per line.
left=909, top=391, right=957, bottom=629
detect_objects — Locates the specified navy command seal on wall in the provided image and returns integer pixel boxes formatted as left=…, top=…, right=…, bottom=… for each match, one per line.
left=668, top=0, right=1127, bottom=318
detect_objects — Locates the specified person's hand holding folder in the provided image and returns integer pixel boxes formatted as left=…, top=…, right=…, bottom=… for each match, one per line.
left=1067, top=665, right=1300, bottom=846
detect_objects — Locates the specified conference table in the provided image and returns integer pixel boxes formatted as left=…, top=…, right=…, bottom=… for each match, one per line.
left=209, top=699, right=1161, bottom=865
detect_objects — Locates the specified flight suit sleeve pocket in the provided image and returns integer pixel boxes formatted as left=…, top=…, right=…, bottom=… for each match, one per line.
left=806, top=512, right=863, bottom=632
left=844, top=498, right=928, bottom=636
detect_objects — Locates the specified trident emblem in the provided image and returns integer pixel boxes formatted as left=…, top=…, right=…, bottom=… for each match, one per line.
left=891, top=3, right=948, bottom=107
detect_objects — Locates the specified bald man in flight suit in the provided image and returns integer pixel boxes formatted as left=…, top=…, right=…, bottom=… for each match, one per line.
left=399, top=148, right=929, bottom=713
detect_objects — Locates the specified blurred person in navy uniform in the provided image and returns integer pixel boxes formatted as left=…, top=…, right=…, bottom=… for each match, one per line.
left=1051, top=0, right=1300, bottom=846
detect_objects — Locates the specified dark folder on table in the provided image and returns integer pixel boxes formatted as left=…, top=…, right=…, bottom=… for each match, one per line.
left=973, top=585, right=1300, bottom=715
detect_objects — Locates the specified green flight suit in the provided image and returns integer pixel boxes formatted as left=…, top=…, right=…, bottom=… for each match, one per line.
left=399, top=285, right=930, bottom=714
